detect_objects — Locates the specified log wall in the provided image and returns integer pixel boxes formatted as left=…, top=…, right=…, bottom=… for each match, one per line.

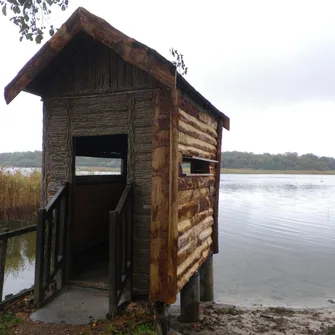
left=176, top=94, right=221, bottom=291
left=41, top=40, right=155, bottom=296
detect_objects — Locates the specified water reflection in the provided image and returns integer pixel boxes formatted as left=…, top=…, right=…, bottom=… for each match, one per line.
left=2, top=174, right=335, bottom=307
left=1, top=222, right=36, bottom=300
left=216, top=174, right=335, bottom=308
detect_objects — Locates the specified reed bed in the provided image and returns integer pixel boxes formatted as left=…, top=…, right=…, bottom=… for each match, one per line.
left=0, top=169, right=41, bottom=223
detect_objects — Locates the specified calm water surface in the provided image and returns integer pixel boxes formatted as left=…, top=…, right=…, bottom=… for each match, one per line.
left=3, top=174, right=335, bottom=307
left=215, top=174, right=335, bottom=307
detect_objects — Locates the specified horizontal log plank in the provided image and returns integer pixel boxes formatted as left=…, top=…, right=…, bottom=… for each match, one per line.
left=179, top=132, right=217, bottom=154
left=199, top=111, right=218, bottom=130
left=177, top=216, right=214, bottom=249
left=177, top=236, right=212, bottom=278
left=178, top=120, right=217, bottom=146
left=178, top=196, right=214, bottom=222
left=177, top=239, right=198, bottom=265
left=179, top=109, right=218, bottom=138
left=178, top=186, right=215, bottom=206
left=178, top=208, right=214, bottom=234
left=177, top=246, right=211, bottom=291
left=178, top=97, right=218, bottom=130
left=178, top=144, right=216, bottom=160
left=178, top=176, right=215, bottom=191
left=198, top=226, right=213, bottom=242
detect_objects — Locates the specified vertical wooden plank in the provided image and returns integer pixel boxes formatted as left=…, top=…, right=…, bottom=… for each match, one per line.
left=0, top=239, right=8, bottom=301
left=109, top=211, right=117, bottom=318
left=212, top=120, right=223, bottom=254
left=121, top=210, right=126, bottom=275
left=169, top=88, right=179, bottom=301
left=53, top=205, right=61, bottom=271
left=34, top=209, right=46, bottom=306
left=61, top=185, right=68, bottom=285
left=45, top=213, right=53, bottom=283
left=150, top=87, right=178, bottom=304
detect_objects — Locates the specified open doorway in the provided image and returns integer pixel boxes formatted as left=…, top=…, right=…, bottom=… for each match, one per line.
left=70, top=134, right=128, bottom=288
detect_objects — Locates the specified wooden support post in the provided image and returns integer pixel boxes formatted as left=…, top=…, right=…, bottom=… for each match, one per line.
left=34, top=209, right=46, bottom=306
left=155, top=302, right=169, bottom=335
left=180, top=271, right=200, bottom=323
left=109, top=211, right=117, bottom=318
left=199, top=254, right=214, bottom=302
left=0, top=239, right=8, bottom=302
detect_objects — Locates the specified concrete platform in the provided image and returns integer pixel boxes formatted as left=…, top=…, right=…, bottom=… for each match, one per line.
left=30, top=286, right=109, bottom=325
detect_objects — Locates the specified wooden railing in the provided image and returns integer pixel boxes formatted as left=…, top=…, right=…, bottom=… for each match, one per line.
left=109, top=184, right=133, bottom=317
left=0, top=224, right=37, bottom=309
left=34, top=182, right=69, bottom=306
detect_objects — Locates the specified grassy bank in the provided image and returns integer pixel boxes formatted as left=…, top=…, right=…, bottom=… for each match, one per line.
left=221, top=168, right=335, bottom=175
left=0, top=169, right=40, bottom=223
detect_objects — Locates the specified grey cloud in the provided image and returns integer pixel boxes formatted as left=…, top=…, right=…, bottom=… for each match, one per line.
left=205, top=37, right=335, bottom=107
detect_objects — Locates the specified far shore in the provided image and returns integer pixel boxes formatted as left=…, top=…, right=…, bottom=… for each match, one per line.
left=221, top=168, right=335, bottom=175
left=78, top=166, right=335, bottom=175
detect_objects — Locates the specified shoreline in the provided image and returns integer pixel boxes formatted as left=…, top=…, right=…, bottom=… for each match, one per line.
left=170, top=303, right=335, bottom=334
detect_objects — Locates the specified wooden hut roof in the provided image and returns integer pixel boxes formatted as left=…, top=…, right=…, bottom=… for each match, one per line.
left=4, top=7, right=229, bottom=129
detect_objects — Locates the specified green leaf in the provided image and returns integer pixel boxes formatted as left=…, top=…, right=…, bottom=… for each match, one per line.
left=49, top=28, right=54, bottom=36
left=2, top=5, right=6, bottom=16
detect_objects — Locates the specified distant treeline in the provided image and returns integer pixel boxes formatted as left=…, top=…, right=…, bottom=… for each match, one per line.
left=222, top=151, right=335, bottom=171
left=0, top=150, right=335, bottom=171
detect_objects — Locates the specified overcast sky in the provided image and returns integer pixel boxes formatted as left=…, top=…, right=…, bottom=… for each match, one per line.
left=1, top=0, right=334, bottom=156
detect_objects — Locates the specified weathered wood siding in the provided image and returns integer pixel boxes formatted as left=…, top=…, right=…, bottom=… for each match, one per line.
left=41, top=40, right=155, bottom=296
left=176, top=94, right=220, bottom=291
left=44, top=38, right=157, bottom=98
left=149, top=87, right=179, bottom=304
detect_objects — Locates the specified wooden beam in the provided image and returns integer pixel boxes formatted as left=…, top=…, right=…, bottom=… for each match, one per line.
left=177, top=216, right=214, bottom=249
left=178, top=132, right=217, bottom=154
left=178, top=176, right=215, bottom=191
left=150, top=87, right=178, bottom=304
left=178, top=144, right=216, bottom=160
left=178, top=120, right=217, bottom=146
left=212, top=120, right=223, bottom=254
left=178, top=208, right=214, bottom=235
left=177, top=237, right=212, bottom=278
left=178, top=186, right=215, bottom=206
left=179, top=109, right=218, bottom=138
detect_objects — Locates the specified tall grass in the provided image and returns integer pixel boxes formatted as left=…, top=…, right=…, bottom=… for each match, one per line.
left=0, top=169, right=41, bottom=223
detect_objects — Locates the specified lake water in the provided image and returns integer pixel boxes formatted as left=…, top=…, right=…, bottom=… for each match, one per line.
left=215, top=174, right=335, bottom=308
left=2, top=174, right=335, bottom=307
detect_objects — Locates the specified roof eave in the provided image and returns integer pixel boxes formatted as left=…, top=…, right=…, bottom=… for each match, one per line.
left=177, top=74, right=230, bottom=131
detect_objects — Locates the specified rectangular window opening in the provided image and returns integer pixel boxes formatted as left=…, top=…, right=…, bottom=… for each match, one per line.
left=75, top=156, right=123, bottom=176
left=181, top=156, right=217, bottom=176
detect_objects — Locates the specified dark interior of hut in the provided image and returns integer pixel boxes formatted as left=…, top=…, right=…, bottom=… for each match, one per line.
left=70, top=134, right=128, bottom=288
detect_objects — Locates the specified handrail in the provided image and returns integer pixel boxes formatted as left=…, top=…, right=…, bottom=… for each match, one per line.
left=0, top=224, right=37, bottom=241
left=45, top=184, right=68, bottom=212
left=34, top=182, right=69, bottom=306
left=115, top=184, right=132, bottom=214
left=109, top=183, right=133, bottom=317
